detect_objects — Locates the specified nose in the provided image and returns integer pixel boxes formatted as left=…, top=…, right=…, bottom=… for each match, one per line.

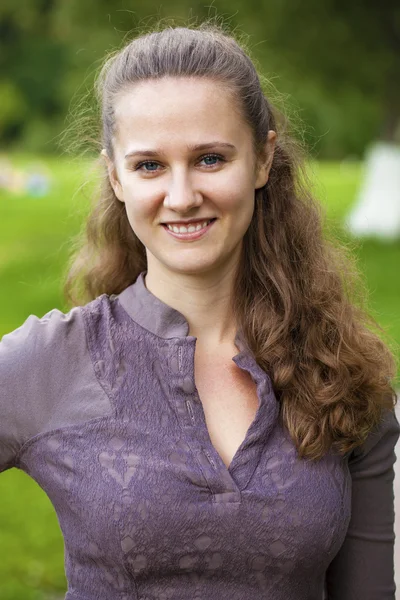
left=164, top=169, right=202, bottom=213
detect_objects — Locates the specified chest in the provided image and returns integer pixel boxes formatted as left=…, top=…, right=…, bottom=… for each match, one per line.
left=194, top=347, right=260, bottom=469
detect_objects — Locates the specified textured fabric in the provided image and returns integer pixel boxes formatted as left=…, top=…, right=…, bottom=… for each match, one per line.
left=1, top=270, right=399, bottom=599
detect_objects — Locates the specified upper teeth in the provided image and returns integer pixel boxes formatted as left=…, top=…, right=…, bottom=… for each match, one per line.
left=166, top=220, right=211, bottom=233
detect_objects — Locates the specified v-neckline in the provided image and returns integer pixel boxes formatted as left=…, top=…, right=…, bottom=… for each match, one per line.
left=193, top=353, right=262, bottom=473
left=185, top=343, right=279, bottom=493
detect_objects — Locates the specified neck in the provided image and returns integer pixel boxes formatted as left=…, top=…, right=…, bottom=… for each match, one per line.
left=144, top=262, right=239, bottom=347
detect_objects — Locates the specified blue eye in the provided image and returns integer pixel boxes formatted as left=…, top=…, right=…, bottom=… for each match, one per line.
left=136, top=161, right=159, bottom=172
left=200, top=154, right=223, bottom=166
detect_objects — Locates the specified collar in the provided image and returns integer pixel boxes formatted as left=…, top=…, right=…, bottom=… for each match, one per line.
left=116, top=270, right=246, bottom=352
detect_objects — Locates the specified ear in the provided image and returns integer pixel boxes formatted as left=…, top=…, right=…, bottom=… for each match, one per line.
left=255, top=130, right=276, bottom=190
left=101, top=149, right=124, bottom=202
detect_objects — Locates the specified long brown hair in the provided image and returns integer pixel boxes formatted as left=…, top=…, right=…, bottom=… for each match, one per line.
left=63, top=21, right=398, bottom=461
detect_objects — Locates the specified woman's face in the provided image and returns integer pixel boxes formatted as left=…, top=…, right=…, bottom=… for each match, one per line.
left=105, top=76, right=275, bottom=278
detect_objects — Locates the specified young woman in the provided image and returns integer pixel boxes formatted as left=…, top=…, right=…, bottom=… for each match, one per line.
left=1, top=23, right=399, bottom=600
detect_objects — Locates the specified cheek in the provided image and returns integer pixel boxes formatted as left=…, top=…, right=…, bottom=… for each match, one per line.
left=121, top=183, right=160, bottom=221
left=229, top=179, right=256, bottom=232
left=214, top=175, right=255, bottom=218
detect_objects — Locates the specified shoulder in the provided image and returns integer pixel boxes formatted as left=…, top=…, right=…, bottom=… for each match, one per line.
left=1, top=305, right=87, bottom=372
left=348, top=407, right=400, bottom=472
left=1, top=292, right=110, bottom=374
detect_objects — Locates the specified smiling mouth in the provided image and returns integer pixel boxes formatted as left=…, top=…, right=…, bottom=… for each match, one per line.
left=161, top=218, right=216, bottom=240
left=163, top=218, right=216, bottom=233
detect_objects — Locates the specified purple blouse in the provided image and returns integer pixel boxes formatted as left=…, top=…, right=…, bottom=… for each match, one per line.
left=1, top=270, right=399, bottom=599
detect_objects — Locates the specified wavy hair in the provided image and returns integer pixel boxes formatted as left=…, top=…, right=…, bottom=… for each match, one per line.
left=63, top=21, right=398, bottom=461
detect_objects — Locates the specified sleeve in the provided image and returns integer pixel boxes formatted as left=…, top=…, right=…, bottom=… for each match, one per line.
left=0, top=306, right=109, bottom=474
left=325, top=407, right=400, bottom=599
left=0, top=311, right=65, bottom=473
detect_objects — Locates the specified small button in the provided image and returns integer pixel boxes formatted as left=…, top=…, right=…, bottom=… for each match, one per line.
left=182, top=376, right=195, bottom=394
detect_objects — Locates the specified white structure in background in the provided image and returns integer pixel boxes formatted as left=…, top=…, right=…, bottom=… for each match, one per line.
left=345, top=143, right=400, bottom=239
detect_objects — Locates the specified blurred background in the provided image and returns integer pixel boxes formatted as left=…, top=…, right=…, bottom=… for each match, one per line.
left=0, top=1, right=399, bottom=598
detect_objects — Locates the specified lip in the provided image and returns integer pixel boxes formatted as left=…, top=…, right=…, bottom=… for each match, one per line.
left=162, top=218, right=215, bottom=225
left=161, top=219, right=216, bottom=241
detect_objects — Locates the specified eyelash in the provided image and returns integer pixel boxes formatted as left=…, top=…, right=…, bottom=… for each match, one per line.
left=133, top=153, right=225, bottom=173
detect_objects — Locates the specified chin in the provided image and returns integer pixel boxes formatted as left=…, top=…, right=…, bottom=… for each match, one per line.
left=153, top=257, right=224, bottom=277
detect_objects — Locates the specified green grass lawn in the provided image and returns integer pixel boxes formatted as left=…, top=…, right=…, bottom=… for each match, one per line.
left=0, top=155, right=399, bottom=599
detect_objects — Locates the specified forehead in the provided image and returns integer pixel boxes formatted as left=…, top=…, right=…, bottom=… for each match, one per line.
left=113, top=77, right=252, bottom=150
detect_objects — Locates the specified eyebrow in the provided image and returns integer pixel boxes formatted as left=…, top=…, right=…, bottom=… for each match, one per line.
left=124, top=142, right=236, bottom=160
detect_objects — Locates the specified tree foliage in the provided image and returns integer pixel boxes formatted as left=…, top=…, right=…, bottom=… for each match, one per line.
left=0, top=0, right=398, bottom=157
